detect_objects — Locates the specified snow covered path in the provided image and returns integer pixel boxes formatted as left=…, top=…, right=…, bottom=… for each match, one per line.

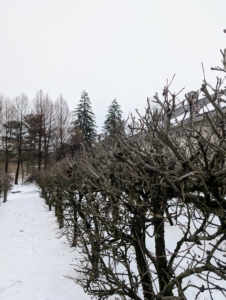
left=0, top=184, right=90, bottom=300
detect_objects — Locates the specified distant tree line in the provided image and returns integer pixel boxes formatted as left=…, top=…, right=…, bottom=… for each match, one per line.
left=0, top=89, right=123, bottom=201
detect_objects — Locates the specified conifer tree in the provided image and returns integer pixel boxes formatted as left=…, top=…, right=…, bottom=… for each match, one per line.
left=103, top=98, right=123, bottom=136
left=73, top=90, right=97, bottom=144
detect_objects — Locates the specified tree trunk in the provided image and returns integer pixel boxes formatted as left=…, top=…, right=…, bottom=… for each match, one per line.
left=3, top=189, right=7, bottom=203
left=132, top=214, right=154, bottom=300
left=56, top=190, right=64, bottom=229
left=38, top=134, right=42, bottom=171
left=153, top=196, right=173, bottom=297
left=5, top=148, right=9, bottom=173
left=15, top=156, right=20, bottom=184
left=71, top=208, right=78, bottom=247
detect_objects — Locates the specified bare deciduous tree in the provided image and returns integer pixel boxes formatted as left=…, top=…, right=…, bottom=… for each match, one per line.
left=33, top=43, right=226, bottom=299
left=1, top=97, right=16, bottom=174
left=53, top=95, right=71, bottom=160
left=14, top=93, right=29, bottom=184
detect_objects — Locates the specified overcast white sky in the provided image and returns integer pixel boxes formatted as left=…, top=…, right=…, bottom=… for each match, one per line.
left=0, top=0, right=225, bottom=130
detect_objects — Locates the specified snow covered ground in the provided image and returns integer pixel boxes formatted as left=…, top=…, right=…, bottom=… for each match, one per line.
left=1, top=184, right=226, bottom=300
left=0, top=184, right=90, bottom=300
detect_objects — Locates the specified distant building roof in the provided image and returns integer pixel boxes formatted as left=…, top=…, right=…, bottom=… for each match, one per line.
left=172, top=91, right=225, bottom=119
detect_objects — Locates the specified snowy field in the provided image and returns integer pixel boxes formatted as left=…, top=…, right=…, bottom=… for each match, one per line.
left=0, top=184, right=90, bottom=300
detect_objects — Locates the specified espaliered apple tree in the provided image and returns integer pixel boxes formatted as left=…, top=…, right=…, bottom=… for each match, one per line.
left=34, top=43, right=226, bottom=300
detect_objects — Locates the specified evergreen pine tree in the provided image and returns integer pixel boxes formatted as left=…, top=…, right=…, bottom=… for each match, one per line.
left=103, top=99, right=123, bottom=136
left=73, top=91, right=97, bottom=144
